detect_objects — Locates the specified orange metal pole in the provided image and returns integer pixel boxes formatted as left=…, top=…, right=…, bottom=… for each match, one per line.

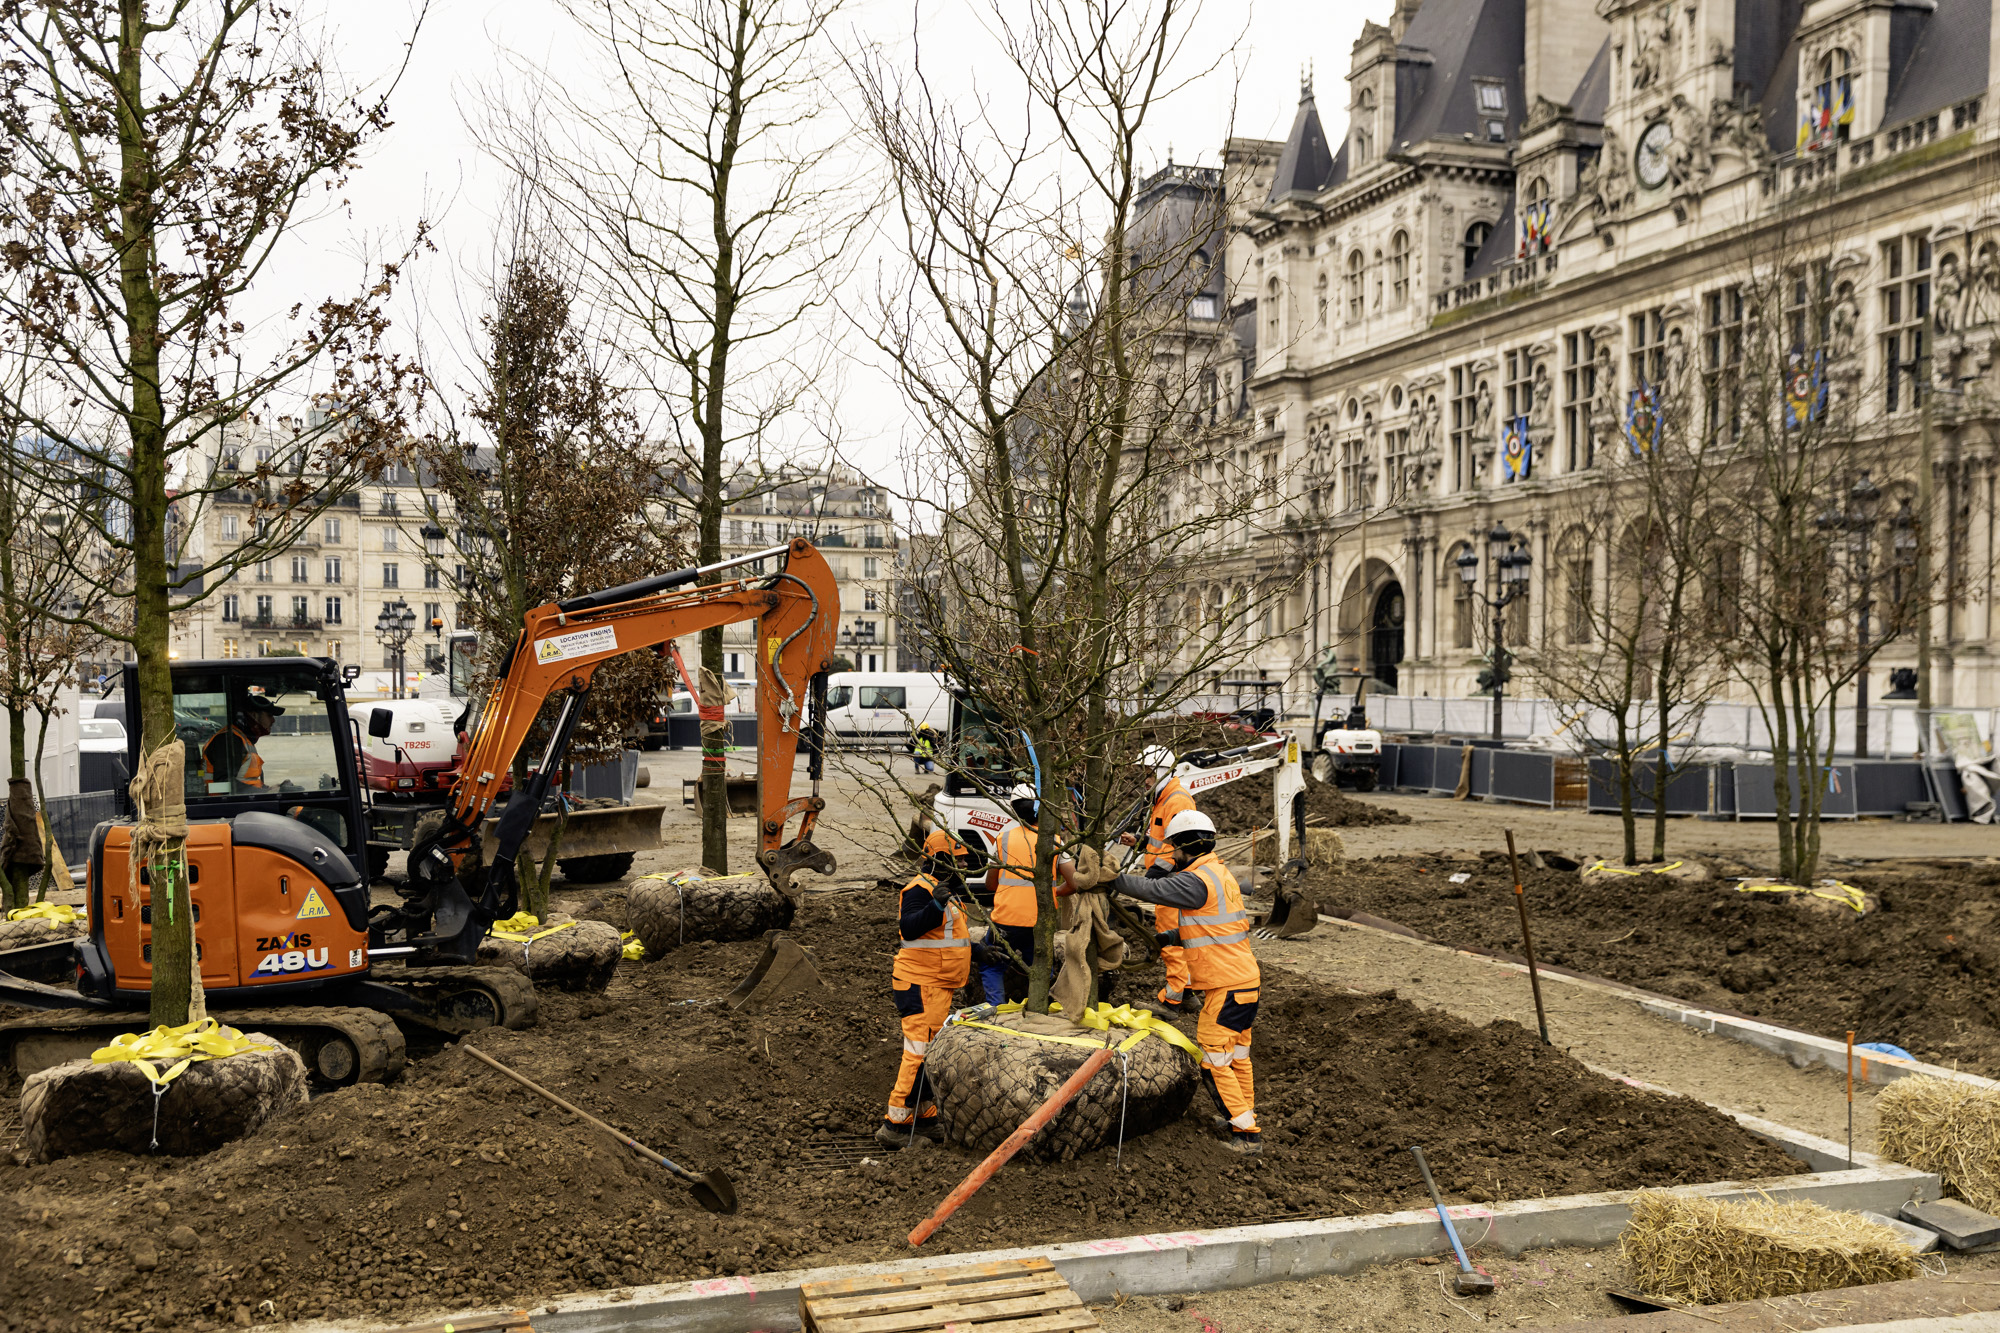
left=908, top=1046, right=1115, bottom=1247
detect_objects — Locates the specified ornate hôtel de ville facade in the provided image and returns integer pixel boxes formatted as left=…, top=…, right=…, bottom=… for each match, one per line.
left=1199, top=0, right=2000, bottom=712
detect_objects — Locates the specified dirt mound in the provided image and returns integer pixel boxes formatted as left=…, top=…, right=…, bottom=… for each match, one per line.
left=0, top=887, right=1801, bottom=1332
left=1316, top=854, right=2000, bottom=1077
left=1203, top=770, right=1412, bottom=833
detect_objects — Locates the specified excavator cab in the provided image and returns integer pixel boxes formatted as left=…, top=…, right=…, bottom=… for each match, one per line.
left=73, top=657, right=378, bottom=1005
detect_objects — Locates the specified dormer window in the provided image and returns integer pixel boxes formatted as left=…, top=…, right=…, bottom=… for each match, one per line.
left=1463, top=221, right=1492, bottom=274
left=1475, top=82, right=1506, bottom=113
left=1800, top=49, right=1854, bottom=153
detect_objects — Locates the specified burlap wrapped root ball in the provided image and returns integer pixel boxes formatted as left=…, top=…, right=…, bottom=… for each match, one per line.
left=924, top=1011, right=1197, bottom=1162
left=1619, top=1192, right=1918, bottom=1305
left=0, top=910, right=86, bottom=982
left=1878, top=1075, right=2000, bottom=1213
left=627, top=873, right=794, bottom=953
left=477, top=913, right=622, bottom=992
left=21, top=1034, right=307, bottom=1162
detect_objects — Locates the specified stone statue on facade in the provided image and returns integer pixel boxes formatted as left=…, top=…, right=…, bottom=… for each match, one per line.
left=1590, top=343, right=1618, bottom=434
left=1830, top=285, right=1861, bottom=366
left=1529, top=362, right=1553, bottom=434
left=1968, top=243, right=2000, bottom=331
left=1708, top=99, right=1772, bottom=172
left=1936, top=253, right=1964, bottom=337
left=1668, top=94, right=1712, bottom=193
left=1598, top=124, right=1636, bottom=217
left=1664, top=325, right=1690, bottom=391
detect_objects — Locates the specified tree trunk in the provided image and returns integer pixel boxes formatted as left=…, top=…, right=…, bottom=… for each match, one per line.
left=1614, top=715, right=1637, bottom=865
left=3, top=703, right=22, bottom=911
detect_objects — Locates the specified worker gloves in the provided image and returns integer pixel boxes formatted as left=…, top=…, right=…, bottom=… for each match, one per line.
left=929, top=874, right=963, bottom=905
left=1153, top=928, right=1181, bottom=950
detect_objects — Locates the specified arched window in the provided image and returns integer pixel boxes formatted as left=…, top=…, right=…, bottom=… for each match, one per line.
left=1447, top=542, right=1475, bottom=649
left=1265, top=276, right=1280, bottom=347
left=1354, top=88, right=1376, bottom=166
left=1372, top=248, right=1384, bottom=307
left=1389, top=230, right=1410, bottom=307
left=1804, top=49, right=1855, bottom=151
left=1462, top=221, right=1492, bottom=274
left=1346, top=250, right=1365, bottom=320
left=1521, top=178, right=1551, bottom=255
left=1315, top=270, right=1329, bottom=327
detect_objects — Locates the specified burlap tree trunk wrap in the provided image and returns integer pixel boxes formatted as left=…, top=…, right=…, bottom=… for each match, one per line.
left=925, top=1009, right=1197, bottom=1162
left=1052, top=891, right=1126, bottom=1017
left=129, top=740, right=203, bottom=1022
left=626, top=871, right=795, bottom=953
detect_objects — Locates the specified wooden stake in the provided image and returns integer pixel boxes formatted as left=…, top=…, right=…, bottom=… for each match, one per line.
left=1846, top=1030, right=1856, bottom=1169
left=1505, top=830, right=1550, bottom=1045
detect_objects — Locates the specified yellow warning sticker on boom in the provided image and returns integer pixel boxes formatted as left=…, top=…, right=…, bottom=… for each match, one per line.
left=296, top=888, right=330, bottom=920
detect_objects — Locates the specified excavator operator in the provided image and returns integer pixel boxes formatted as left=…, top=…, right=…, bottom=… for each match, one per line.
left=201, top=695, right=283, bottom=792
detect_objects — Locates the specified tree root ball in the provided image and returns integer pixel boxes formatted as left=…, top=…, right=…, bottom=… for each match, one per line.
left=21, top=1035, right=307, bottom=1162
left=627, top=875, right=794, bottom=952
left=0, top=914, right=85, bottom=983
left=477, top=914, right=622, bottom=992
left=924, top=1010, right=1197, bottom=1162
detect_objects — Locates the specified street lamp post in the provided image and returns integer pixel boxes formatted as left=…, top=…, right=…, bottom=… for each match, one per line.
left=1455, top=521, right=1534, bottom=742
left=1818, top=472, right=1881, bottom=757
left=373, top=598, right=417, bottom=699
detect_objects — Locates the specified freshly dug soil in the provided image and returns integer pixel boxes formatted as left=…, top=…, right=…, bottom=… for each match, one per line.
left=1203, top=769, right=1413, bottom=833
left=0, top=887, right=1802, bottom=1332
left=1317, top=853, right=2000, bottom=1076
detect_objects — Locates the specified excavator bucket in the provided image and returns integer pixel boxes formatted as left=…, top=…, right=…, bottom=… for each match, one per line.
left=725, top=931, right=825, bottom=1012
left=757, top=837, right=836, bottom=900
left=1251, top=857, right=1320, bottom=940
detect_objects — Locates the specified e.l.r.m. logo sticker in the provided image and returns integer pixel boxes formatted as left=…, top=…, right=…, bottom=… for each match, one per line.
left=295, top=887, right=330, bottom=920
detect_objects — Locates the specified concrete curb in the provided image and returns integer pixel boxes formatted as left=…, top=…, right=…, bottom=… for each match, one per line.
left=1310, top=912, right=2000, bottom=1091
left=291, top=1111, right=1938, bottom=1333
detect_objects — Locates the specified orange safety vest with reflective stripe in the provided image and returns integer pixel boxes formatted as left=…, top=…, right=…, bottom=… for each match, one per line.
left=1142, top=779, right=1196, bottom=870
left=201, top=725, right=264, bottom=789
left=1179, top=852, right=1261, bottom=992
left=992, top=823, right=1040, bottom=927
left=893, top=872, right=971, bottom=988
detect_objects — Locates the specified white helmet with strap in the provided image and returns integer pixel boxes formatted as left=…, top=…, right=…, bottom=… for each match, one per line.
left=1163, top=809, right=1215, bottom=841
left=1136, top=744, right=1177, bottom=789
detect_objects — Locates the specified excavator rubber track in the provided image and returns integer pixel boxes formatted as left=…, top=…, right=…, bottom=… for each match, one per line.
left=381, top=965, right=538, bottom=1034
left=0, top=1005, right=406, bottom=1091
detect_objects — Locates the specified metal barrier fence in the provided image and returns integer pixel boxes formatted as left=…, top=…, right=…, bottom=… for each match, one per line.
left=1366, top=695, right=2000, bottom=761
left=45, top=789, right=126, bottom=867
left=1377, top=743, right=1558, bottom=807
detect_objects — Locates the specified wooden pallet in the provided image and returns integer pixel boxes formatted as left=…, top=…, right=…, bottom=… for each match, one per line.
left=800, top=1257, right=1099, bottom=1333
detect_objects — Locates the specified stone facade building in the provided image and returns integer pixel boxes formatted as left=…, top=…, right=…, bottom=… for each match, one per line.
left=1221, top=0, right=2000, bottom=712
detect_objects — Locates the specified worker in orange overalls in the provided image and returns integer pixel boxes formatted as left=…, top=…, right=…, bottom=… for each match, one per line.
left=878, top=829, right=975, bottom=1148
left=979, top=783, right=1080, bottom=1004
left=201, top=695, right=283, bottom=791
left=1121, top=745, right=1197, bottom=1011
left=1092, top=809, right=1263, bottom=1155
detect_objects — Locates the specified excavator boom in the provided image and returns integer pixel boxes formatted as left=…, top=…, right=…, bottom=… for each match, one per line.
left=399, top=539, right=840, bottom=959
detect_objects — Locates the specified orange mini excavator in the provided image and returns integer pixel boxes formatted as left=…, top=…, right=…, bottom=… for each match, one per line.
left=0, top=540, right=839, bottom=1086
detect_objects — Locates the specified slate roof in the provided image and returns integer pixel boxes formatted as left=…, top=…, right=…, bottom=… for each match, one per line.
left=1464, top=194, right=1517, bottom=283
left=1393, top=0, right=1525, bottom=145
left=1267, top=91, right=1338, bottom=201
left=1882, top=0, right=1990, bottom=128
left=1570, top=37, right=1610, bottom=124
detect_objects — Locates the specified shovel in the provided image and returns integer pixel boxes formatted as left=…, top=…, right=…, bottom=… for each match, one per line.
left=465, top=1045, right=739, bottom=1215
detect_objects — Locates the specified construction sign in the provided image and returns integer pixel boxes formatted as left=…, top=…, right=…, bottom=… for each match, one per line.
left=296, top=887, right=331, bottom=920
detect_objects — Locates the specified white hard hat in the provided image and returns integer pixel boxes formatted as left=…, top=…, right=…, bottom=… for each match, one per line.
left=1163, top=809, right=1215, bottom=841
left=1136, top=745, right=1176, bottom=772
left=1009, top=782, right=1038, bottom=802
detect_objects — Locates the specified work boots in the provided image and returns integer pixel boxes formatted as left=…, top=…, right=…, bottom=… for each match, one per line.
left=874, top=1114, right=946, bottom=1148
left=1224, top=1132, right=1263, bottom=1157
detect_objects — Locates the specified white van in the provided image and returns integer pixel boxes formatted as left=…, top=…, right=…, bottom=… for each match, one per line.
left=821, top=671, right=950, bottom=741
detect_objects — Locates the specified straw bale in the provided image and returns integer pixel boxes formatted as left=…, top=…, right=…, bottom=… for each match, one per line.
left=1878, top=1075, right=2000, bottom=1214
left=1618, top=1192, right=1918, bottom=1305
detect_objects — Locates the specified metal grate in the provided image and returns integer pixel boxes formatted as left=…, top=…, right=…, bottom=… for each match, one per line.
left=793, top=1134, right=887, bottom=1168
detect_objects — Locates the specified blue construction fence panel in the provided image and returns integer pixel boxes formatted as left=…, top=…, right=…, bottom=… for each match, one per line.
left=1733, top=763, right=1860, bottom=819
left=1489, top=749, right=1555, bottom=807
left=1586, top=759, right=1711, bottom=815
left=1851, top=761, right=1934, bottom=817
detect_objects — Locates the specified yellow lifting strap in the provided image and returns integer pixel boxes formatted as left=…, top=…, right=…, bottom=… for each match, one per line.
left=638, top=869, right=759, bottom=887
left=6, top=903, right=82, bottom=928
left=486, top=912, right=580, bottom=944
left=619, top=930, right=645, bottom=961
left=954, top=1000, right=1203, bottom=1059
left=91, top=1019, right=262, bottom=1087
left=1735, top=880, right=1870, bottom=913
left=1586, top=860, right=1684, bottom=876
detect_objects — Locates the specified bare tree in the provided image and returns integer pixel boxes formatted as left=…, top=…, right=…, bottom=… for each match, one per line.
left=1525, top=340, right=1728, bottom=865
left=859, top=0, right=1314, bottom=1011
left=483, top=0, right=860, bottom=875
left=0, top=0, right=422, bottom=1021
left=1706, top=214, right=1945, bottom=883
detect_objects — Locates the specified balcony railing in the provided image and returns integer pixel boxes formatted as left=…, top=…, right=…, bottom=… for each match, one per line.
left=1434, top=250, right=1558, bottom=314
left=1785, top=95, right=1982, bottom=196
left=238, top=615, right=323, bottom=632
